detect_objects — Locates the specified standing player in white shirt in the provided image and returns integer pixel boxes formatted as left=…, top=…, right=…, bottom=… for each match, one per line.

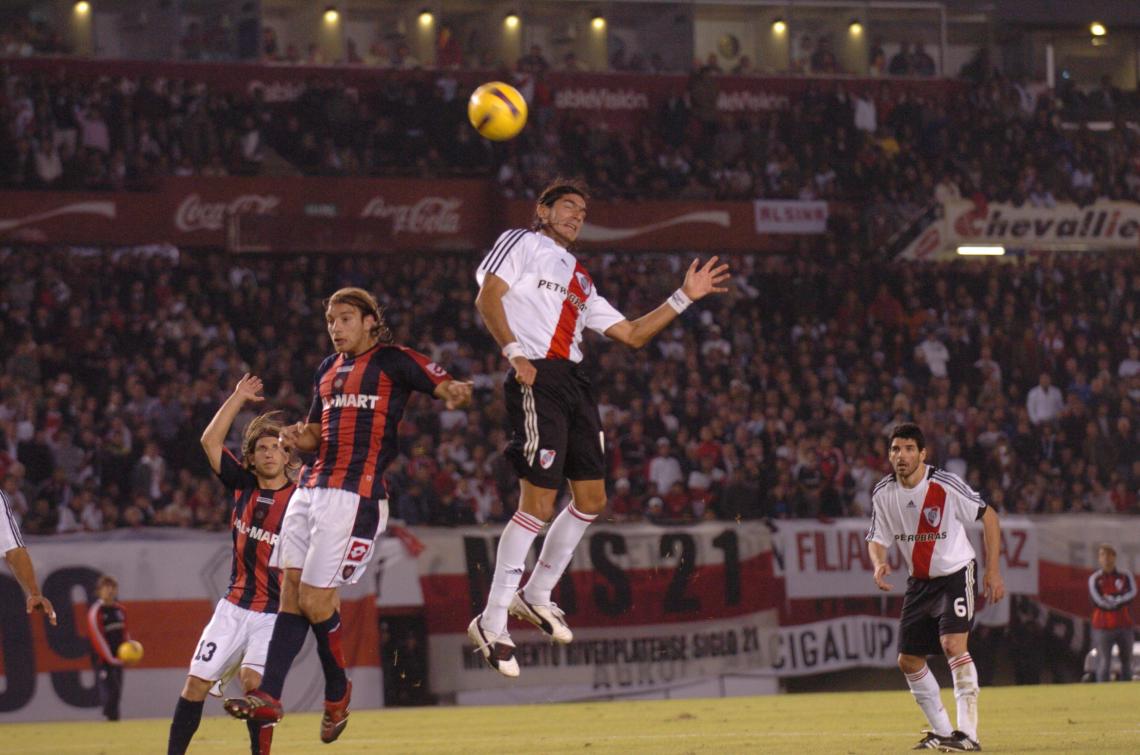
left=468, top=177, right=730, bottom=676
left=866, top=423, right=1005, bottom=752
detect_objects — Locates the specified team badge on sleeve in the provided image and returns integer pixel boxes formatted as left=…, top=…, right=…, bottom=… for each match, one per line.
left=539, top=449, right=557, bottom=469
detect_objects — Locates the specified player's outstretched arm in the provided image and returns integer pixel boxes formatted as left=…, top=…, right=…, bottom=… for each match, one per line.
left=476, top=272, right=536, bottom=386
left=981, top=506, right=1005, bottom=602
left=6, top=547, right=57, bottom=625
left=200, top=373, right=265, bottom=474
left=868, top=541, right=893, bottom=592
left=604, top=256, right=731, bottom=349
left=435, top=380, right=473, bottom=409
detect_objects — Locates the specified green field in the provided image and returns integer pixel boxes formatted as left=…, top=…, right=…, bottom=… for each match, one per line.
left=7, top=684, right=1139, bottom=754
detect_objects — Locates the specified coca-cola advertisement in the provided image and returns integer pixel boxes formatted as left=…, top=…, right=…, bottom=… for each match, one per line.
left=0, top=178, right=493, bottom=252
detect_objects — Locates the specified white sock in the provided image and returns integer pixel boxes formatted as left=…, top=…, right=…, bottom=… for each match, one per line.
left=949, top=652, right=979, bottom=740
left=481, top=511, right=544, bottom=636
left=905, top=665, right=953, bottom=737
left=523, top=502, right=596, bottom=605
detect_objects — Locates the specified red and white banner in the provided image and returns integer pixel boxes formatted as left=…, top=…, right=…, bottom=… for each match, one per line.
left=753, top=200, right=829, bottom=235
left=0, top=183, right=829, bottom=253
left=776, top=517, right=1038, bottom=600
left=0, top=531, right=416, bottom=722
left=0, top=178, right=493, bottom=252
left=412, top=522, right=780, bottom=701
left=899, top=199, right=1140, bottom=259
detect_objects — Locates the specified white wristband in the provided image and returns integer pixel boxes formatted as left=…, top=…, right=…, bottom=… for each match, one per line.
left=666, top=288, right=693, bottom=314
left=502, top=342, right=525, bottom=361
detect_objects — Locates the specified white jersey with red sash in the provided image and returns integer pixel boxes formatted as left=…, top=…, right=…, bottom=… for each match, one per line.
left=866, top=465, right=987, bottom=579
left=476, top=229, right=625, bottom=363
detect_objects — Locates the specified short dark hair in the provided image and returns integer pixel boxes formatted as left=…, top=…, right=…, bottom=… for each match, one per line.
left=889, top=422, right=926, bottom=451
left=325, top=287, right=393, bottom=344
left=536, top=177, right=589, bottom=209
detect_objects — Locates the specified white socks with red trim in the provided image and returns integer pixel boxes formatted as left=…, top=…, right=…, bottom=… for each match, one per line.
left=905, top=664, right=953, bottom=737
left=949, top=652, right=979, bottom=740
left=482, top=510, right=544, bottom=636
left=523, top=503, right=597, bottom=605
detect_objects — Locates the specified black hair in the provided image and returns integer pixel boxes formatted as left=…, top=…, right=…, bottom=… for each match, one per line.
left=889, top=422, right=926, bottom=451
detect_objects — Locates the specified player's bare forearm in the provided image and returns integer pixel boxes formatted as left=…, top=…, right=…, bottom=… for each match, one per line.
left=604, top=303, right=677, bottom=349
left=6, top=546, right=41, bottom=598
left=868, top=541, right=893, bottom=591
left=605, top=256, right=732, bottom=349
left=6, top=546, right=56, bottom=623
left=201, top=373, right=264, bottom=473
left=981, top=506, right=1006, bottom=601
left=475, top=275, right=519, bottom=349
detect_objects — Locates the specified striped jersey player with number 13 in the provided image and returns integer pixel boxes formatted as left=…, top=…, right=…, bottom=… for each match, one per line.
left=866, top=423, right=1005, bottom=752
left=469, top=177, right=730, bottom=676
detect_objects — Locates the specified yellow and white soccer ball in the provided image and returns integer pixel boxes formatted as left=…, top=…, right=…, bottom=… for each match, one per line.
left=117, top=639, right=144, bottom=665
left=467, top=81, right=528, bottom=141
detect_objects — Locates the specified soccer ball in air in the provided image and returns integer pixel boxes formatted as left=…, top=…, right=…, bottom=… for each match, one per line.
left=118, top=640, right=144, bottom=665
left=467, top=81, right=528, bottom=141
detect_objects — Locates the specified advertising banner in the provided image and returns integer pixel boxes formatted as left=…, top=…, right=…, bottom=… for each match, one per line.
left=5, top=59, right=965, bottom=130
left=775, top=517, right=1038, bottom=600
left=411, top=522, right=780, bottom=700
left=899, top=199, right=1140, bottom=259
left=0, top=184, right=820, bottom=253
left=0, top=530, right=414, bottom=722
left=0, top=178, right=493, bottom=252
left=753, top=200, right=829, bottom=235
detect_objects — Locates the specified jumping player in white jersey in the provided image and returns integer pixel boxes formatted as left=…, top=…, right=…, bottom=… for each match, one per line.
left=866, top=423, right=1005, bottom=752
left=469, top=177, right=730, bottom=676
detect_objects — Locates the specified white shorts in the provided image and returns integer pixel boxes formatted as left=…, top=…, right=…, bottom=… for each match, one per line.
left=271, top=486, right=389, bottom=588
left=187, top=598, right=277, bottom=688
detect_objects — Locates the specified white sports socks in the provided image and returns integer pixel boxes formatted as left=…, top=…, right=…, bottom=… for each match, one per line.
left=949, top=652, right=979, bottom=739
left=482, top=510, right=544, bottom=636
left=904, top=664, right=953, bottom=737
left=523, top=503, right=596, bottom=605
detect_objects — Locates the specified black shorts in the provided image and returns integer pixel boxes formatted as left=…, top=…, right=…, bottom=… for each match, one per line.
left=503, top=359, right=605, bottom=489
left=898, top=561, right=977, bottom=656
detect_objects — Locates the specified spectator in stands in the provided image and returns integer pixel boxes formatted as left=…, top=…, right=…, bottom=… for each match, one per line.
left=911, top=41, right=936, bottom=76
left=889, top=42, right=912, bottom=76
left=1026, top=373, right=1064, bottom=426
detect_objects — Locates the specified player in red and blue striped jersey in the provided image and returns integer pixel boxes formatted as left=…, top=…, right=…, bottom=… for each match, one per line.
left=168, top=374, right=294, bottom=755
left=224, top=288, right=471, bottom=744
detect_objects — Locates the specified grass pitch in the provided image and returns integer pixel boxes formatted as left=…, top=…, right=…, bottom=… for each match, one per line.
left=6, top=683, right=1139, bottom=754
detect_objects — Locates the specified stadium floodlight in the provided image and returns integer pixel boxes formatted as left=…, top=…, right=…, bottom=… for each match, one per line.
left=323, top=7, right=338, bottom=24
left=772, top=19, right=787, bottom=35
left=74, top=1, right=91, bottom=14
left=849, top=19, right=863, bottom=35
left=1090, top=22, right=1107, bottom=37
left=504, top=12, right=519, bottom=29
left=591, top=15, right=606, bottom=31
left=419, top=9, right=434, bottom=27
left=956, top=245, right=1005, bottom=256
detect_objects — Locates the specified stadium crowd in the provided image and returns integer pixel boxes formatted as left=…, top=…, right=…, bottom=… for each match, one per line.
left=3, top=57, right=1139, bottom=249
left=1, top=244, right=1137, bottom=535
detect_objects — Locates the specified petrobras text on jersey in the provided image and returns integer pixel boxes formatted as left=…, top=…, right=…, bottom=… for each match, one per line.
left=174, top=193, right=280, bottom=232
left=233, top=517, right=279, bottom=546
left=323, top=393, right=382, bottom=410
left=537, top=279, right=587, bottom=311
left=359, top=196, right=462, bottom=234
